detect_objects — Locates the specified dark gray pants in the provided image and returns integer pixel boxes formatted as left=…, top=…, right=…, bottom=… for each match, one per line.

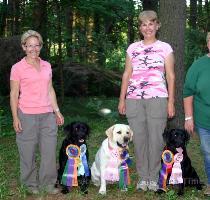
left=16, top=109, right=58, bottom=188
left=126, top=98, right=167, bottom=182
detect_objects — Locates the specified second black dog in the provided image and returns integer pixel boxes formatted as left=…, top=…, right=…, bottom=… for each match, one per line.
left=157, top=128, right=202, bottom=195
left=57, top=121, right=90, bottom=194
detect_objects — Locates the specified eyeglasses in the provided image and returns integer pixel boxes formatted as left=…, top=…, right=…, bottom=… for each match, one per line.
left=25, top=44, right=41, bottom=49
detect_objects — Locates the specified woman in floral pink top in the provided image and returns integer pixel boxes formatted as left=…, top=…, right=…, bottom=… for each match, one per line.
left=118, top=10, right=175, bottom=191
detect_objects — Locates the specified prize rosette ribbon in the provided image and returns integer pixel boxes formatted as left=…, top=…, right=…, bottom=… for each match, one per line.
left=159, top=150, right=174, bottom=191
left=61, top=144, right=80, bottom=186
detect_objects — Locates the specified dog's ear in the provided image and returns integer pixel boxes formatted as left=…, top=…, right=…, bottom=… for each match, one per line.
left=127, top=125, right=134, bottom=141
left=64, top=124, right=71, bottom=134
left=64, top=122, right=76, bottom=137
left=105, top=125, right=115, bottom=139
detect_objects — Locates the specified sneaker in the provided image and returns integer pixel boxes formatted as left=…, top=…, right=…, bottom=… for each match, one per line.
left=148, top=181, right=158, bottom=191
left=204, top=185, right=210, bottom=196
left=45, top=185, right=59, bottom=195
left=136, top=180, right=148, bottom=191
left=27, top=186, right=39, bottom=195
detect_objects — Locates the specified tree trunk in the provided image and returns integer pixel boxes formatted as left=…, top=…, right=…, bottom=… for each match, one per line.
left=189, top=0, right=197, bottom=29
left=13, top=0, right=20, bottom=35
left=159, top=0, right=186, bottom=128
left=142, top=0, right=159, bottom=12
left=55, top=0, right=64, bottom=104
left=93, top=12, right=105, bottom=66
left=127, top=0, right=135, bottom=45
left=0, top=0, right=7, bottom=36
left=205, top=0, right=210, bottom=31
left=197, top=0, right=203, bottom=30
left=32, top=0, right=48, bottom=59
left=65, top=3, right=74, bottom=58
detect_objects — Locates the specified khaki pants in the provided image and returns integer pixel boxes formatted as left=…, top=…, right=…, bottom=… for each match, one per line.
left=16, top=109, right=58, bottom=188
left=126, top=98, right=167, bottom=182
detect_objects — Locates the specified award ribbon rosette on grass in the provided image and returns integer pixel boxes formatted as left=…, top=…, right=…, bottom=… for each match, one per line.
left=159, top=149, right=174, bottom=191
left=61, top=144, right=80, bottom=186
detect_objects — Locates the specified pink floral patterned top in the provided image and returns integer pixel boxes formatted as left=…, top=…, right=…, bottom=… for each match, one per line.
left=126, top=40, right=173, bottom=99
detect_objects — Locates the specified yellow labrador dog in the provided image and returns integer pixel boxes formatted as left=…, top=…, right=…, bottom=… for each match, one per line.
left=91, top=124, right=133, bottom=195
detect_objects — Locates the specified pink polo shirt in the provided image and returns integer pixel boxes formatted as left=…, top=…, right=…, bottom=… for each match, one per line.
left=10, top=57, right=53, bottom=114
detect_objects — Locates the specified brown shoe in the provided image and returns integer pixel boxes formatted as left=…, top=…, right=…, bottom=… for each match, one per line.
left=204, top=185, right=210, bottom=196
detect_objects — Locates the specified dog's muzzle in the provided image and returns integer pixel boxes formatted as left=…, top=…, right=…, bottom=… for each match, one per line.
left=117, top=139, right=129, bottom=148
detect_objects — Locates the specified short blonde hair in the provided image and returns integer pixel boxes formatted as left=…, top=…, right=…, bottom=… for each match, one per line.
left=206, top=32, right=210, bottom=43
left=21, top=30, right=43, bottom=47
left=138, top=10, right=160, bottom=25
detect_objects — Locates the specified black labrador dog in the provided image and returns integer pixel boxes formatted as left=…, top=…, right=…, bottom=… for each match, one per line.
left=157, top=128, right=202, bottom=195
left=57, top=121, right=91, bottom=194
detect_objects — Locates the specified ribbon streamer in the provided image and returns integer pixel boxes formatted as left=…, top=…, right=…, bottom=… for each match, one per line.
left=119, top=149, right=131, bottom=190
left=78, top=144, right=90, bottom=177
left=158, top=150, right=174, bottom=191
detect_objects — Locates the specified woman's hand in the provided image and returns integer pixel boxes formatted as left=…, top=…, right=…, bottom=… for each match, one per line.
left=118, top=99, right=126, bottom=115
left=13, top=117, right=22, bottom=133
left=167, top=101, right=175, bottom=118
left=184, top=118, right=194, bottom=135
left=55, top=111, right=64, bottom=126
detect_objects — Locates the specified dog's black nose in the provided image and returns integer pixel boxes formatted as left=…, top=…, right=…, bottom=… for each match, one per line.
left=124, top=137, right=129, bottom=143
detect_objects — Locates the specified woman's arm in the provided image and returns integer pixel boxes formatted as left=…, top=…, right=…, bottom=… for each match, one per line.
left=10, top=80, right=22, bottom=133
left=49, top=79, right=64, bottom=126
left=183, top=96, right=194, bottom=134
left=165, top=52, right=175, bottom=118
left=118, top=53, right=132, bottom=115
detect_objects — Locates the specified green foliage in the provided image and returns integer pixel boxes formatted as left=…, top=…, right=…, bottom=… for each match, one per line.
left=0, top=97, right=13, bottom=138
left=185, top=29, right=207, bottom=70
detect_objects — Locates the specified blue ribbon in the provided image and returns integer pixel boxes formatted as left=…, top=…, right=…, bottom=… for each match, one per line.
left=78, top=144, right=90, bottom=177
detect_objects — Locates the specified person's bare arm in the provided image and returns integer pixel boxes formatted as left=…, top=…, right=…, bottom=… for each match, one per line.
left=10, top=80, right=22, bottom=133
left=118, top=53, right=132, bottom=115
left=165, top=52, right=175, bottom=118
left=183, top=96, right=194, bottom=134
left=49, top=79, right=64, bottom=126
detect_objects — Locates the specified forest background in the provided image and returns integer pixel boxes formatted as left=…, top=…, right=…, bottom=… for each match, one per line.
left=0, top=0, right=209, bottom=128
left=0, top=0, right=210, bottom=199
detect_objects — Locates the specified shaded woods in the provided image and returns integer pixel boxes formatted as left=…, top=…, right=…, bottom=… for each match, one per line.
left=0, top=0, right=209, bottom=127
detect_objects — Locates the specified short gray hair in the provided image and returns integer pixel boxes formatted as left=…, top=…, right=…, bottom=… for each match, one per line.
left=21, top=30, right=43, bottom=47
left=138, top=10, right=160, bottom=25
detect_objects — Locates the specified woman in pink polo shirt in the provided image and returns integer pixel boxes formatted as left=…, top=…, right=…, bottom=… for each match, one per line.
left=118, top=10, right=175, bottom=191
left=10, top=30, right=64, bottom=195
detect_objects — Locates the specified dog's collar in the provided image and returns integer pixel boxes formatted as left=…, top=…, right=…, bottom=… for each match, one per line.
left=164, top=146, right=183, bottom=153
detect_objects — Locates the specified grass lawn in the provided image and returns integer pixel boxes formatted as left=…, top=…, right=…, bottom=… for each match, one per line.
left=0, top=97, right=208, bottom=200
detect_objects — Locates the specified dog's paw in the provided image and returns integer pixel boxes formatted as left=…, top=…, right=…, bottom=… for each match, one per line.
left=61, top=188, right=70, bottom=194
left=93, top=182, right=100, bottom=187
left=196, top=184, right=202, bottom=190
left=156, top=189, right=166, bottom=194
left=99, top=190, right=106, bottom=195
left=177, top=191, right=184, bottom=196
